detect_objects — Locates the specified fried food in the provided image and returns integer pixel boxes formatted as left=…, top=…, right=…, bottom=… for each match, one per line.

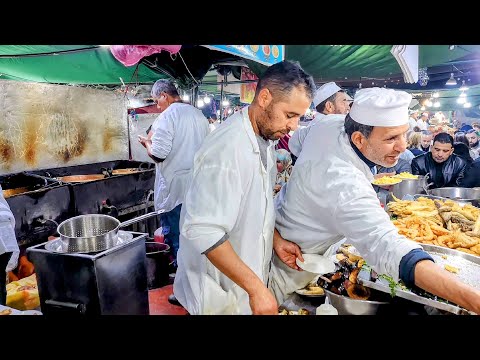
left=393, top=172, right=419, bottom=179
left=304, top=285, right=325, bottom=295
left=444, top=264, right=459, bottom=274
left=372, top=176, right=402, bottom=185
left=391, top=197, right=480, bottom=257
left=0, top=308, right=12, bottom=315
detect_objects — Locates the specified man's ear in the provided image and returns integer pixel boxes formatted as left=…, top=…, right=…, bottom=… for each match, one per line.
left=351, top=131, right=366, bottom=150
left=257, top=88, right=272, bottom=109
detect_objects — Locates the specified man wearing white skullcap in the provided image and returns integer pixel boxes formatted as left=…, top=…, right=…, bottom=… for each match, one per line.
left=289, top=82, right=352, bottom=157
left=408, top=109, right=420, bottom=130
left=269, top=87, right=480, bottom=313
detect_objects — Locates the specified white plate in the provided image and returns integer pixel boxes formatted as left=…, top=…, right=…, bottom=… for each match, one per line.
left=296, top=254, right=336, bottom=275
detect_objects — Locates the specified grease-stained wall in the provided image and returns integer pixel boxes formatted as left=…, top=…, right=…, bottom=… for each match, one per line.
left=0, top=80, right=129, bottom=175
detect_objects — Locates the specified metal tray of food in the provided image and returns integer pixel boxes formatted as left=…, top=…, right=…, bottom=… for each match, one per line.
left=0, top=304, right=42, bottom=315
left=357, top=244, right=480, bottom=315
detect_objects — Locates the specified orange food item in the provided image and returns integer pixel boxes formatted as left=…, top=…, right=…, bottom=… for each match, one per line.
left=6, top=274, right=40, bottom=310
left=7, top=271, right=18, bottom=282
left=17, top=256, right=35, bottom=279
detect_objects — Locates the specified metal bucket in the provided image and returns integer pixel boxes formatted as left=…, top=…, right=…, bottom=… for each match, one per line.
left=145, top=242, right=170, bottom=290
left=391, top=175, right=431, bottom=200
left=324, top=289, right=391, bottom=315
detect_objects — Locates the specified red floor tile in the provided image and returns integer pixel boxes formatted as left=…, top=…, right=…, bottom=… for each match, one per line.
left=148, top=284, right=188, bottom=315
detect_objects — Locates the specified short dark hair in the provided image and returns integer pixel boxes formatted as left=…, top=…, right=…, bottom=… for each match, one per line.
left=255, top=60, right=316, bottom=104
left=433, top=132, right=454, bottom=147
left=315, top=91, right=345, bottom=113
left=344, top=113, right=374, bottom=139
left=151, top=79, right=179, bottom=98
left=454, top=132, right=469, bottom=147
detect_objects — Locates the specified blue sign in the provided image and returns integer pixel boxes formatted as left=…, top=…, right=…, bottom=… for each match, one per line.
left=204, top=45, right=284, bottom=66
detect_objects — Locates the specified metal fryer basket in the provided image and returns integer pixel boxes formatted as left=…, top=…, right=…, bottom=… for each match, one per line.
left=57, top=210, right=164, bottom=253
left=57, top=214, right=121, bottom=253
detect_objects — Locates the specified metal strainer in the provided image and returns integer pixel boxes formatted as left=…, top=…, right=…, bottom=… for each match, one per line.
left=56, top=210, right=164, bottom=253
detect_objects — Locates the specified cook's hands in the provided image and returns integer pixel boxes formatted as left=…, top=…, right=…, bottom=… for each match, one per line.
left=249, top=285, right=278, bottom=315
left=138, top=135, right=150, bottom=148
left=374, top=172, right=396, bottom=191
left=273, top=228, right=304, bottom=271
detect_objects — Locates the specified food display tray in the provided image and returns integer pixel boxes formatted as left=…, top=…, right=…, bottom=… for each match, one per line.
left=357, top=244, right=480, bottom=315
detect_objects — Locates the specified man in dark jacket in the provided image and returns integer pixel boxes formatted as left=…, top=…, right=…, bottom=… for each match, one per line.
left=459, top=158, right=480, bottom=187
left=411, top=132, right=468, bottom=189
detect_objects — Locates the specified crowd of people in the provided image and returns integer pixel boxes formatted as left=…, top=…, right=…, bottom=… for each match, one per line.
left=138, top=61, right=480, bottom=315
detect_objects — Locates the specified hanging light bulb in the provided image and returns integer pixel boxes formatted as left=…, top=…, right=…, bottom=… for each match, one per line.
left=459, top=80, right=469, bottom=91
left=182, top=94, right=190, bottom=101
left=433, top=101, right=441, bottom=108
left=197, top=99, right=205, bottom=108
left=457, top=97, right=467, bottom=104
left=445, top=73, right=457, bottom=86
left=204, top=95, right=211, bottom=104
left=464, top=102, right=472, bottom=108
left=425, top=99, right=433, bottom=107
left=432, top=92, right=439, bottom=98
left=460, top=91, right=467, bottom=98
left=421, top=106, right=426, bottom=111
left=222, top=99, right=230, bottom=106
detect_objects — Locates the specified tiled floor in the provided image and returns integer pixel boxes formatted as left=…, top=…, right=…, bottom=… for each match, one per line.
left=148, top=284, right=188, bottom=315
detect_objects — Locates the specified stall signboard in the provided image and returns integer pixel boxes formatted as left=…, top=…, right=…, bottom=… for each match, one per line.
left=204, top=45, right=284, bottom=66
left=240, top=67, right=258, bottom=104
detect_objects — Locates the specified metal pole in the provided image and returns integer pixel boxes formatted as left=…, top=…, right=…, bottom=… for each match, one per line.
left=219, top=81, right=224, bottom=121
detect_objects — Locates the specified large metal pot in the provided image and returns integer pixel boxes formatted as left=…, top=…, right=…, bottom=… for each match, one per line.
left=324, top=289, right=391, bottom=315
left=429, top=187, right=480, bottom=207
left=391, top=175, right=431, bottom=200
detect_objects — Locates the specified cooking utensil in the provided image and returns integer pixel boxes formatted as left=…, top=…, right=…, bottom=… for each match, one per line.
left=391, top=174, right=432, bottom=200
left=429, top=187, right=480, bottom=207
left=324, top=289, right=390, bottom=315
left=45, top=230, right=134, bottom=253
left=56, top=210, right=164, bottom=253
left=57, top=174, right=107, bottom=183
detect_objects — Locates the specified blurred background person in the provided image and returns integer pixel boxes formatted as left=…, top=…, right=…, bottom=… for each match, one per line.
left=454, top=131, right=478, bottom=160
left=407, top=132, right=425, bottom=156
left=408, top=109, right=419, bottom=130
left=274, top=149, right=293, bottom=195
left=466, top=129, right=480, bottom=158
left=420, top=130, right=433, bottom=152
left=416, top=112, right=429, bottom=131
left=411, top=133, right=468, bottom=189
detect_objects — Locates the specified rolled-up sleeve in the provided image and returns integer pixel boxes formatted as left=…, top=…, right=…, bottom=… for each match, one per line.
left=151, top=113, right=175, bottom=159
left=181, top=160, right=243, bottom=255
left=332, top=178, right=421, bottom=282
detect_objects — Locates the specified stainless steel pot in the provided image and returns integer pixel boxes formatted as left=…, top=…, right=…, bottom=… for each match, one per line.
left=429, top=187, right=480, bottom=207
left=391, top=175, right=432, bottom=200
left=324, top=289, right=391, bottom=315
left=56, top=210, right=164, bottom=253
